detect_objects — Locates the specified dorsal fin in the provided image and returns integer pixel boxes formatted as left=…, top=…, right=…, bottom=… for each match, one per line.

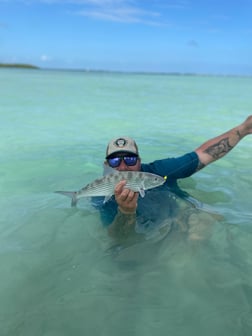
left=103, top=164, right=116, bottom=176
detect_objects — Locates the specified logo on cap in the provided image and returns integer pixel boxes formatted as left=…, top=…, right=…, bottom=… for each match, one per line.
left=114, top=138, right=127, bottom=148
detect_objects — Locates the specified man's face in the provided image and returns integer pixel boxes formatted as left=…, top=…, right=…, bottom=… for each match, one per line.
left=105, top=152, right=141, bottom=171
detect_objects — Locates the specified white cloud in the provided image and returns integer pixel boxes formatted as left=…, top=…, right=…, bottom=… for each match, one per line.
left=40, top=54, right=51, bottom=62
left=1, top=0, right=164, bottom=25
left=0, top=0, right=141, bottom=4
left=54, top=0, right=162, bottom=25
left=77, top=6, right=160, bottom=24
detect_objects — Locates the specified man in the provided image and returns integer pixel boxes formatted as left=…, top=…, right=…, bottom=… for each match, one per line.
left=95, top=115, right=252, bottom=242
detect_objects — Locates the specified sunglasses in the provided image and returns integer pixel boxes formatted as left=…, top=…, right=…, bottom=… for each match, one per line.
left=107, top=155, right=138, bottom=168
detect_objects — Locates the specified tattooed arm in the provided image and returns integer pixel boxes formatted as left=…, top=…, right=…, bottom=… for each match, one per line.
left=195, top=115, right=252, bottom=170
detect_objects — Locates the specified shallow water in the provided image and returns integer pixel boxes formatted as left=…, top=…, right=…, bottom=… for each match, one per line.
left=1, top=68, right=252, bottom=335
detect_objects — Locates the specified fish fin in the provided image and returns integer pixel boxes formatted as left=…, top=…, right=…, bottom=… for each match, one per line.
left=138, top=188, right=145, bottom=198
left=103, top=164, right=116, bottom=176
left=103, top=194, right=113, bottom=203
left=55, top=191, right=78, bottom=207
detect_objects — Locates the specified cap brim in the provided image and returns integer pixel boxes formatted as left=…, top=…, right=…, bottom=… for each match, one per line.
left=106, top=150, right=138, bottom=159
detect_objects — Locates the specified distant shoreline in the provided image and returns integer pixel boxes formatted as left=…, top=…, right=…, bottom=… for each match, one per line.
left=0, top=63, right=39, bottom=69
left=0, top=63, right=251, bottom=78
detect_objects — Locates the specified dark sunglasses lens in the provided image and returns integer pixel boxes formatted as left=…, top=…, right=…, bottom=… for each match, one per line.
left=108, top=157, right=121, bottom=168
left=124, top=156, right=138, bottom=166
left=107, top=156, right=138, bottom=168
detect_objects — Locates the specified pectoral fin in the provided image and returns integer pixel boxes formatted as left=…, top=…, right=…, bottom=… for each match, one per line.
left=103, top=194, right=113, bottom=203
left=138, top=188, right=145, bottom=198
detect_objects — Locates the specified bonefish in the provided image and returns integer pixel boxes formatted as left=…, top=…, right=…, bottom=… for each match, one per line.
left=55, top=169, right=166, bottom=206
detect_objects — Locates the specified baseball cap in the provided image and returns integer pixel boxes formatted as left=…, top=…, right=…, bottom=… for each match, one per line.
left=106, top=137, right=139, bottom=158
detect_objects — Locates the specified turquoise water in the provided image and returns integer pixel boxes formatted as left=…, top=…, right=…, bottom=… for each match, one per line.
left=1, top=68, right=252, bottom=336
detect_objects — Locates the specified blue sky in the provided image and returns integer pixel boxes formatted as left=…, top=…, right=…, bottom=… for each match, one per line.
left=0, top=0, right=252, bottom=74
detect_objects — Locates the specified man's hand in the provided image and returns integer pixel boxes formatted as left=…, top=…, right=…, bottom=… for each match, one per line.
left=114, top=180, right=139, bottom=214
left=241, top=115, right=252, bottom=136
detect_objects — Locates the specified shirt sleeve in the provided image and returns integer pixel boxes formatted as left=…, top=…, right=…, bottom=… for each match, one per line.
left=141, top=151, right=199, bottom=180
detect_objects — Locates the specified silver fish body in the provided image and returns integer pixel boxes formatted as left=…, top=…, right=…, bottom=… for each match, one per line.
left=56, top=171, right=166, bottom=206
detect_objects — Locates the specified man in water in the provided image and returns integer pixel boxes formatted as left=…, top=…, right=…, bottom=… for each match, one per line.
left=95, top=115, right=252, bottom=242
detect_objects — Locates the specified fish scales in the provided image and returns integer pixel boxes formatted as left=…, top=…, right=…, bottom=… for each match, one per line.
left=78, top=171, right=145, bottom=197
left=79, top=175, right=116, bottom=197
left=55, top=170, right=166, bottom=206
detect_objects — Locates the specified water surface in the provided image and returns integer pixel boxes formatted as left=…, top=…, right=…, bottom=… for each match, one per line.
left=1, top=69, right=252, bottom=336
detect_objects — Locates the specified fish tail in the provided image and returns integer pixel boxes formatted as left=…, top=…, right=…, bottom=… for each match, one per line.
left=55, top=191, right=78, bottom=207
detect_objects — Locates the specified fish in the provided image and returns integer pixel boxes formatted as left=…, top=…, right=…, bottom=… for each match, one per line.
left=55, top=167, right=167, bottom=207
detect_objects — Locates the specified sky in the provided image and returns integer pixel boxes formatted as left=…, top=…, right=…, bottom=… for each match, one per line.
left=0, top=0, right=252, bottom=75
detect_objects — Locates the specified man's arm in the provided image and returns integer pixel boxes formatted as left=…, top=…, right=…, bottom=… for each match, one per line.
left=195, top=115, right=252, bottom=169
left=108, top=208, right=136, bottom=240
left=107, top=180, right=139, bottom=240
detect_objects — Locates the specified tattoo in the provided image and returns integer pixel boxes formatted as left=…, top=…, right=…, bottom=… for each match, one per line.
left=204, top=137, right=233, bottom=159
left=196, top=160, right=205, bottom=171
left=236, top=130, right=242, bottom=140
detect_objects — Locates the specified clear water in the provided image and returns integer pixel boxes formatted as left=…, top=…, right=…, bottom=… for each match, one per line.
left=1, top=68, right=252, bottom=336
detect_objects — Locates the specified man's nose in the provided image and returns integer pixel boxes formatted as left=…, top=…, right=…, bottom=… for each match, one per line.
left=116, top=160, right=128, bottom=171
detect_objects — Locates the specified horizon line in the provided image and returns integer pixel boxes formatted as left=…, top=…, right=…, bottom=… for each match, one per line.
left=0, top=62, right=251, bottom=78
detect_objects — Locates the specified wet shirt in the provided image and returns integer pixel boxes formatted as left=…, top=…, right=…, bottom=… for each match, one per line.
left=93, top=151, right=199, bottom=227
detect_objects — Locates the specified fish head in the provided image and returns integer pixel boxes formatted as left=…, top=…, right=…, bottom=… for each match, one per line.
left=142, top=173, right=167, bottom=190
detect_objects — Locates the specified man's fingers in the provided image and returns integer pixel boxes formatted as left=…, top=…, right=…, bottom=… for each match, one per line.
left=114, top=180, right=126, bottom=195
left=126, top=190, right=136, bottom=201
left=118, top=188, right=132, bottom=202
